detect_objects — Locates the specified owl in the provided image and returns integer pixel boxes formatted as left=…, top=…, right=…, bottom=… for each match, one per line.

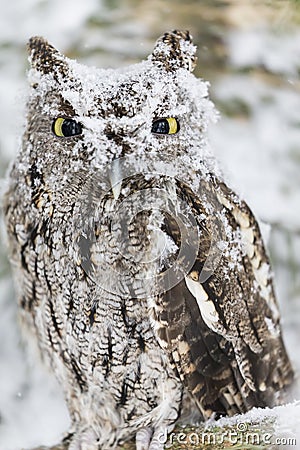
left=4, top=30, right=294, bottom=450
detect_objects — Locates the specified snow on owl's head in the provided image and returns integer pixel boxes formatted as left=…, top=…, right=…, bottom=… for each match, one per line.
left=25, top=30, right=217, bottom=184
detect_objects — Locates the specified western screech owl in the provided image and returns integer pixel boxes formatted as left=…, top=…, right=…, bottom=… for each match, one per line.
left=4, top=30, right=294, bottom=449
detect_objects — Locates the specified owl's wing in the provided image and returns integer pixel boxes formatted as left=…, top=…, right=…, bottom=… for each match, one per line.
left=154, top=176, right=294, bottom=418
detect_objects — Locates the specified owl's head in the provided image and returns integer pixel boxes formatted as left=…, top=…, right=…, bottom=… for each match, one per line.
left=24, top=30, right=216, bottom=184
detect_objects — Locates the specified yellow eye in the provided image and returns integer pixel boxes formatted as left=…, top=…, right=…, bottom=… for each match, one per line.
left=151, top=117, right=180, bottom=135
left=52, top=118, right=82, bottom=137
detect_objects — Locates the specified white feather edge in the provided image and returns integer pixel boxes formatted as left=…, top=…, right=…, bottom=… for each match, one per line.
left=184, top=276, right=220, bottom=329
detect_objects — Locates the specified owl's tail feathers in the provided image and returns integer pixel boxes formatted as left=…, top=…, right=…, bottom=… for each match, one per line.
left=182, top=333, right=295, bottom=422
left=221, top=344, right=294, bottom=420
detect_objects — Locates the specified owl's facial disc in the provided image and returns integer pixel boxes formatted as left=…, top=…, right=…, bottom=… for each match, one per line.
left=26, top=31, right=218, bottom=189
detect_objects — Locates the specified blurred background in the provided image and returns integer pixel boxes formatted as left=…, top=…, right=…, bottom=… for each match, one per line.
left=0, top=1, right=299, bottom=448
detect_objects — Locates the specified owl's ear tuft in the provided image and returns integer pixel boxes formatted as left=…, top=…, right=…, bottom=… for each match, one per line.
left=27, top=36, right=69, bottom=79
left=151, top=30, right=197, bottom=73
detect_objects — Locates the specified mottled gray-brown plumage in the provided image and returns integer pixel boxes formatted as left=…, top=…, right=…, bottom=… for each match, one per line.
left=4, top=30, right=294, bottom=449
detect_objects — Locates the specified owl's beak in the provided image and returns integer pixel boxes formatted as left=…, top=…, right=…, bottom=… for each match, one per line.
left=108, top=159, right=122, bottom=201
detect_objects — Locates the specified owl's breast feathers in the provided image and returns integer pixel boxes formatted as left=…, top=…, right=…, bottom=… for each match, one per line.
left=4, top=167, right=294, bottom=424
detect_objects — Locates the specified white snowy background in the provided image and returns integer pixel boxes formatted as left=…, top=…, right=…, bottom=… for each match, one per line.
left=0, top=0, right=299, bottom=449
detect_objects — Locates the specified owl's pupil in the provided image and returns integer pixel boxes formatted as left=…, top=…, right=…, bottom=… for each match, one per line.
left=151, top=118, right=179, bottom=135
left=61, top=119, right=82, bottom=137
left=151, top=119, right=169, bottom=134
left=53, top=118, right=83, bottom=138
